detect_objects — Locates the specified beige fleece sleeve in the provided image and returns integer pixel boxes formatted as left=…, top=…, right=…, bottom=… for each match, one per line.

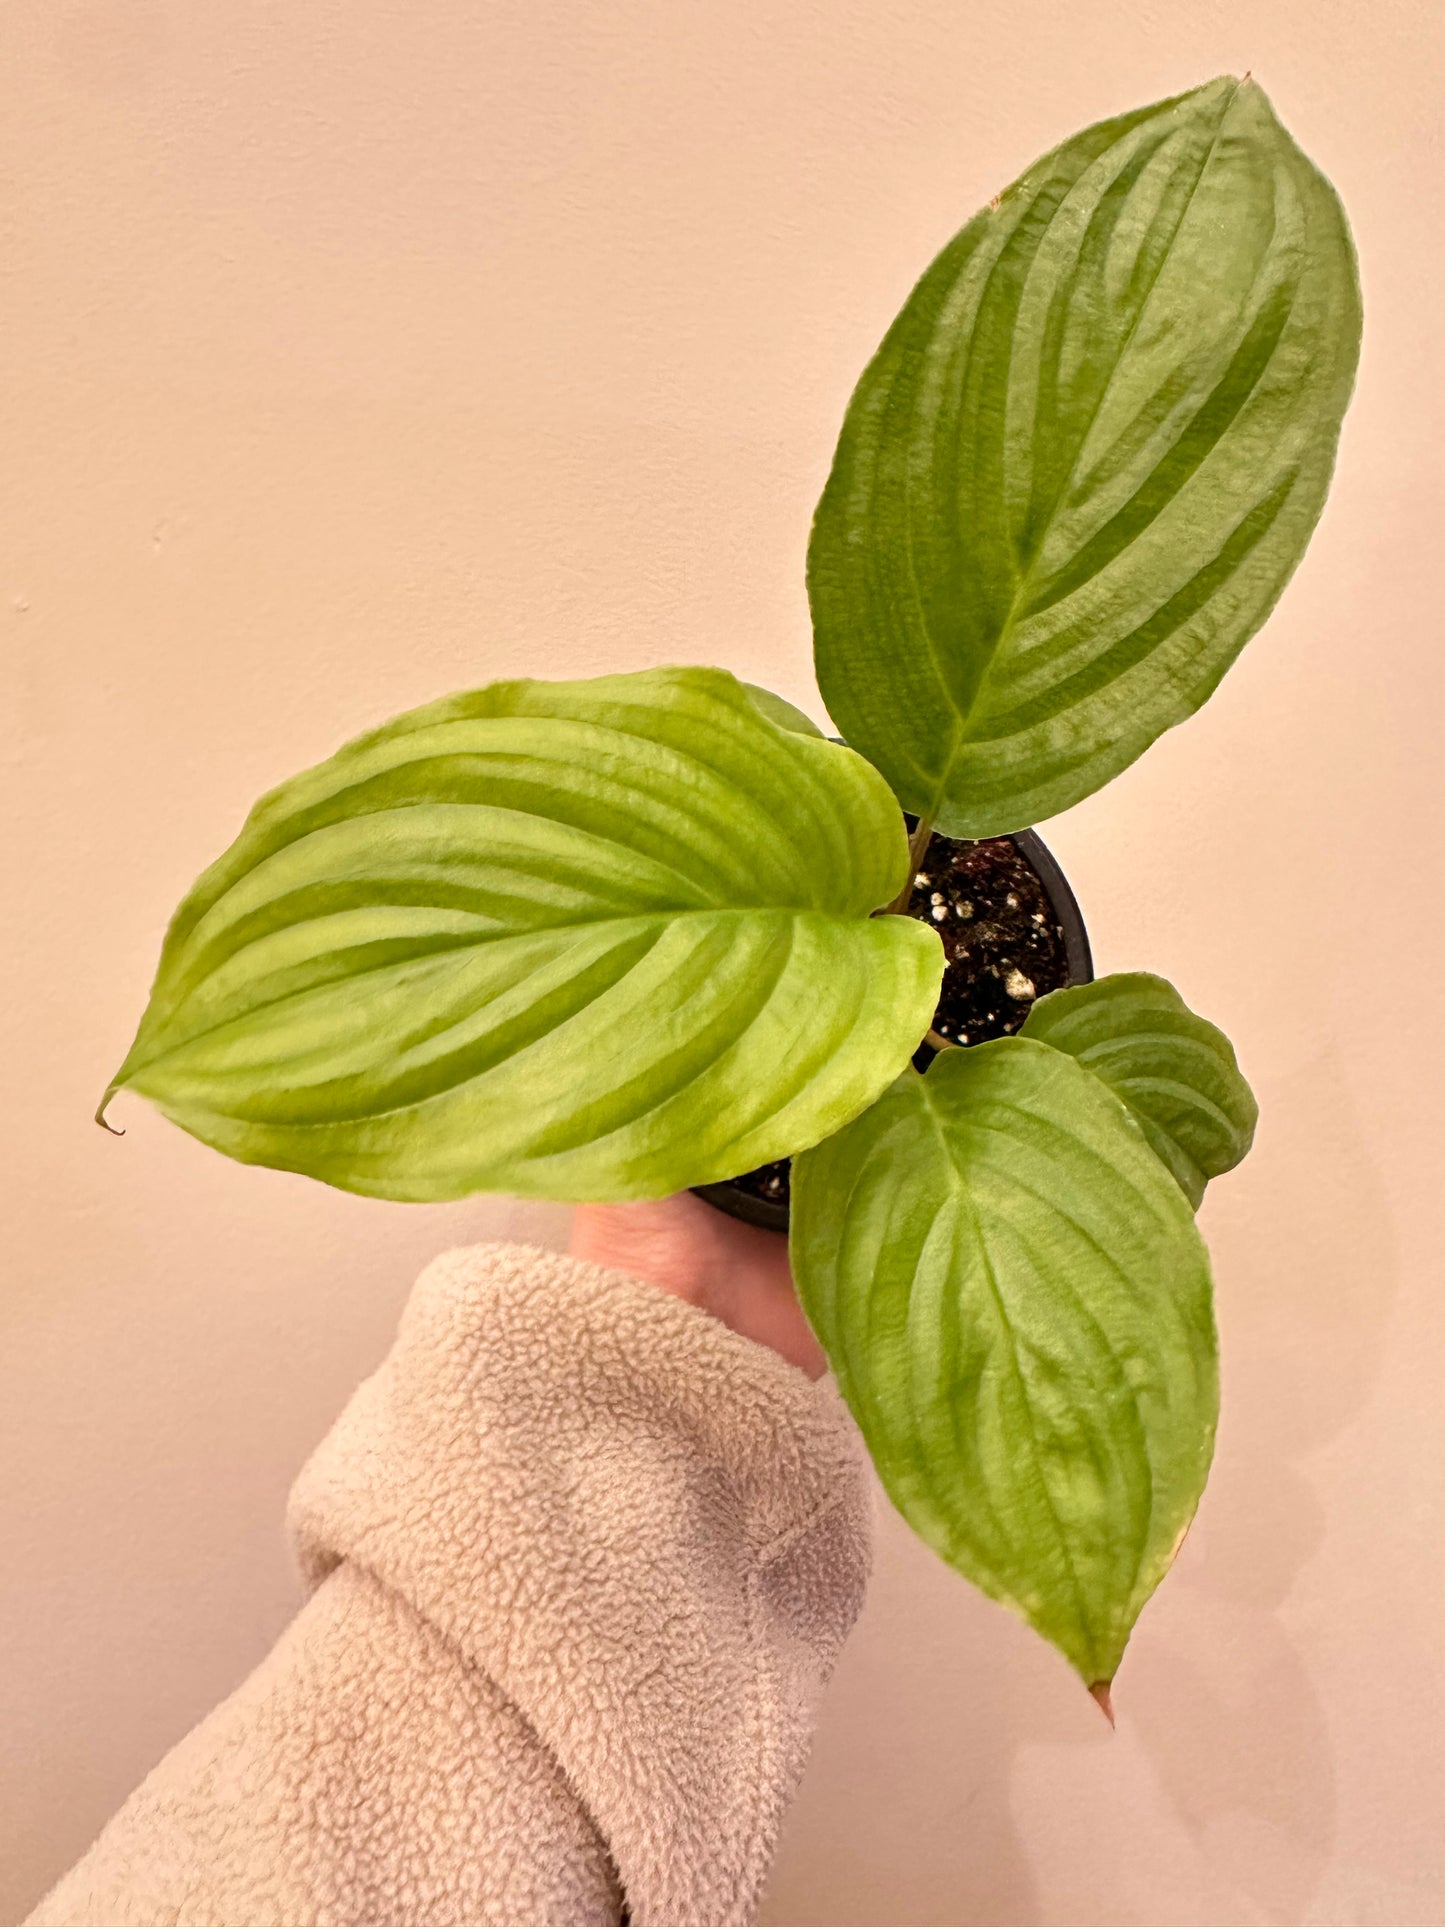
left=25, top=1241, right=873, bottom=1927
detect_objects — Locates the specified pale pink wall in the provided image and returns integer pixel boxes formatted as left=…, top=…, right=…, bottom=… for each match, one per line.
left=3, top=4, right=1443, bottom=1922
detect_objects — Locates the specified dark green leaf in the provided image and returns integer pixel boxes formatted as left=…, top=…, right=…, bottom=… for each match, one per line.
left=791, top=1038, right=1217, bottom=1685
left=102, top=667, right=942, bottom=1201
left=810, top=77, right=1361, bottom=834
left=1022, top=972, right=1257, bottom=1207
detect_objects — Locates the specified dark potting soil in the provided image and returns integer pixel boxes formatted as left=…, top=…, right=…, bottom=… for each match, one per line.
left=722, top=830, right=1073, bottom=1216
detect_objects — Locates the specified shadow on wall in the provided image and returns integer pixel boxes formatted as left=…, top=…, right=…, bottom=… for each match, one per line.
left=762, top=1497, right=1051, bottom=1927
left=1125, top=1049, right=1399, bottom=1924
left=760, top=1050, right=1398, bottom=1927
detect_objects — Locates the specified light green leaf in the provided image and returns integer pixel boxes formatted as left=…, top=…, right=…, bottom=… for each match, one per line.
left=810, top=76, right=1361, bottom=836
left=102, top=667, right=942, bottom=1202
left=740, top=682, right=826, bottom=737
left=1022, top=972, right=1257, bottom=1208
left=791, top=1038, right=1217, bottom=1686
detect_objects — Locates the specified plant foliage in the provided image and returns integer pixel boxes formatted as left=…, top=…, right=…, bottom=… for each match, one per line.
left=809, top=77, right=1361, bottom=836
left=101, top=669, right=941, bottom=1200
left=101, top=76, right=1360, bottom=1692
left=792, top=1037, right=1219, bottom=1685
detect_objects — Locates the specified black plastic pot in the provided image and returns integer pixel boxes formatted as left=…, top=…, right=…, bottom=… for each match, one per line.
left=692, top=825, right=1093, bottom=1235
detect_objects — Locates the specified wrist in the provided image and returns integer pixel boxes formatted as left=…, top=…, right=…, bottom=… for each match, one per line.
left=568, top=1195, right=826, bottom=1380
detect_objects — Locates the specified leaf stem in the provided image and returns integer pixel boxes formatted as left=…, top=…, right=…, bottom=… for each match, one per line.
left=884, top=816, right=935, bottom=916
left=925, top=1029, right=957, bottom=1054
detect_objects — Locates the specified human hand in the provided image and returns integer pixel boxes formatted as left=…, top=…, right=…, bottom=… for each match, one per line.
left=569, top=1191, right=826, bottom=1380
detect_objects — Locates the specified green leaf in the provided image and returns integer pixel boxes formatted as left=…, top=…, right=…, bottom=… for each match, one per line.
left=740, top=683, right=825, bottom=737
left=810, top=76, right=1361, bottom=836
left=102, top=667, right=943, bottom=1202
left=1021, top=972, right=1257, bottom=1208
left=791, top=1038, right=1218, bottom=1686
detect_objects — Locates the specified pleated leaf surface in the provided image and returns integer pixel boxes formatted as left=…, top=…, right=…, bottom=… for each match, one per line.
left=791, top=1038, right=1218, bottom=1685
left=809, top=76, right=1361, bottom=835
left=103, top=667, right=943, bottom=1201
left=1022, top=972, right=1257, bottom=1208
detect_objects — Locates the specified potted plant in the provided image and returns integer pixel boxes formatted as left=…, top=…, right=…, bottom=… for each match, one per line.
left=97, top=75, right=1359, bottom=1709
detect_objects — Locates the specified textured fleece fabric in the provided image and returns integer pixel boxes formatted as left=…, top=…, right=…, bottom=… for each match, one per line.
left=26, top=1242, right=873, bottom=1927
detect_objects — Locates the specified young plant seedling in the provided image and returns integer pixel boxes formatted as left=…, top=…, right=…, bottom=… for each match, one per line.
left=99, top=77, right=1360, bottom=1701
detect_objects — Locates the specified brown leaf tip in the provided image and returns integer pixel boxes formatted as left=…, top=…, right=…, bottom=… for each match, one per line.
left=1088, top=1680, right=1115, bottom=1727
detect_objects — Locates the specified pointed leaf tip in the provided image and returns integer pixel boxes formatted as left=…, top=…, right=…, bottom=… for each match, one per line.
left=1089, top=1680, right=1115, bottom=1727
left=95, top=1092, right=125, bottom=1137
